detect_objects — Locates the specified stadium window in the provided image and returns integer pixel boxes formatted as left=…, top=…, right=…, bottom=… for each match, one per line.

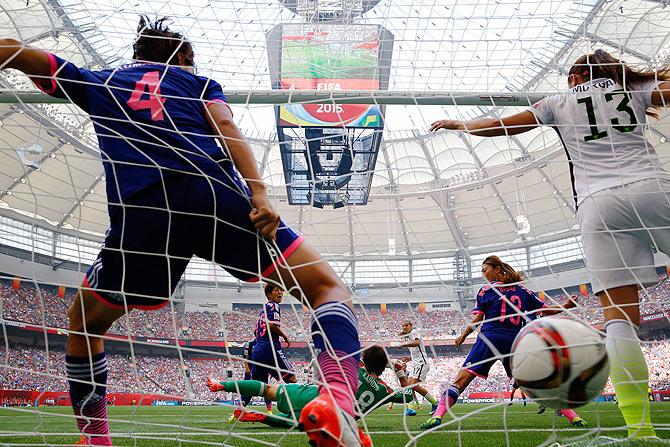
left=55, top=234, right=100, bottom=264
left=412, top=257, right=454, bottom=282
left=355, top=260, right=409, bottom=285
left=529, top=237, right=583, bottom=268
left=0, top=216, right=52, bottom=256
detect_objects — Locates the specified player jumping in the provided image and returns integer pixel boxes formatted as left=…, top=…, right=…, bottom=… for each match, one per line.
left=420, top=256, right=577, bottom=430
left=397, top=321, right=438, bottom=415
left=0, top=17, right=363, bottom=446
left=429, top=50, right=670, bottom=438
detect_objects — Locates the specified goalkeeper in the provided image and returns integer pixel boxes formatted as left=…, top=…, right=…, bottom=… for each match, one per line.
left=208, top=345, right=413, bottom=429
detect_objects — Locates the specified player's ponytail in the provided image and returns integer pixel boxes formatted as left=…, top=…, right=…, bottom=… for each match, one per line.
left=133, top=16, right=194, bottom=67
left=483, top=255, right=524, bottom=284
left=569, top=49, right=670, bottom=118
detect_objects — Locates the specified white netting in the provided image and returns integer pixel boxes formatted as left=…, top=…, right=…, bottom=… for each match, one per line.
left=0, top=0, right=670, bottom=446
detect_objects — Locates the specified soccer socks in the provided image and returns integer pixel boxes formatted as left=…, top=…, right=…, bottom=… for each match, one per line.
left=219, top=380, right=267, bottom=397
left=424, top=393, right=438, bottom=405
left=434, top=385, right=461, bottom=419
left=311, top=301, right=360, bottom=417
left=66, top=352, right=111, bottom=443
left=605, top=320, right=655, bottom=438
left=263, top=412, right=295, bottom=429
left=559, top=409, right=579, bottom=422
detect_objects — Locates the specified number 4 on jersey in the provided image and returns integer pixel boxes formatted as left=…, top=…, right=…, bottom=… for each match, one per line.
left=127, top=71, right=166, bottom=121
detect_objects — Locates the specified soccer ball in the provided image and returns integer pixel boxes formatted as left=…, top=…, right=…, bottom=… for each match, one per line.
left=510, top=317, right=609, bottom=409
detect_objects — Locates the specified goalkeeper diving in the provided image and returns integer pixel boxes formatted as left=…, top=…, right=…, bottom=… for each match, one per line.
left=208, top=345, right=413, bottom=430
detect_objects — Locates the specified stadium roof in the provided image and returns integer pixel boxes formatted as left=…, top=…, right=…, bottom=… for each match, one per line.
left=0, top=0, right=669, bottom=260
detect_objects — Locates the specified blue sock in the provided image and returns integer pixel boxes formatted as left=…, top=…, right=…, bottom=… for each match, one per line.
left=311, top=302, right=360, bottom=416
left=311, top=301, right=360, bottom=360
left=65, top=352, right=109, bottom=436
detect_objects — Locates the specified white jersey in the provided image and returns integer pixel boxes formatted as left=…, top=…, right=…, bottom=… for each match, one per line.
left=401, top=329, right=428, bottom=364
left=529, top=78, right=668, bottom=205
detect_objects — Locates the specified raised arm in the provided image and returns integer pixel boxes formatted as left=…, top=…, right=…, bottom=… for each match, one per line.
left=430, top=110, right=539, bottom=137
left=205, top=103, right=280, bottom=239
left=651, top=81, right=670, bottom=107
left=0, top=38, right=51, bottom=79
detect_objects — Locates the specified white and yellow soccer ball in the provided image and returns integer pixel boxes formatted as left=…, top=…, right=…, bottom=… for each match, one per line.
left=511, top=317, right=609, bottom=409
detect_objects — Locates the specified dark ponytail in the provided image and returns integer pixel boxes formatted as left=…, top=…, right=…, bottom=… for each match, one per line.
left=133, top=16, right=194, bottom=66
left=569, top=49, right=669, bottom=117
left=483, top=255, right=524, bottom=284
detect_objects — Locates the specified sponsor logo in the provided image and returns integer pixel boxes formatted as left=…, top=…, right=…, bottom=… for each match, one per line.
left=4, top=320, right=26, bottom=328
left=146, top=338, right=170, bottom=344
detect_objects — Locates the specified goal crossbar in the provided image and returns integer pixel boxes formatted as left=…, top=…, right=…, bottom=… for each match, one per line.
left=0, top=90, right=548, bottom=106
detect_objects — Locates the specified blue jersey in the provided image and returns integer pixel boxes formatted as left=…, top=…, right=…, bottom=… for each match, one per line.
left=255, top=302, right=282, bottom=349
left=472, top=282, right=546, bottom=334
left=33, top=53, right=231, bottom=204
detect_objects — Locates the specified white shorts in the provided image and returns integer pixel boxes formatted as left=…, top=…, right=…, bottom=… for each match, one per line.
left=577, top=178, right=670, bottom=294
left=407, top=361, right=430, bottom=382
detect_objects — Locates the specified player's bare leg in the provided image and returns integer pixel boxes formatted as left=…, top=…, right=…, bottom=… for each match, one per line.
left=598, top=285, right=655, bottom=438
left=267, top=240, right=364, bottom=446
left=68, top=287, right=126, bottom=446
left=420, top=370, right=476, bottom=430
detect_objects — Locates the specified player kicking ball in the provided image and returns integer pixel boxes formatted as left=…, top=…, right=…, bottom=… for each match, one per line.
left=397, top=321, right=438, bottom=415
left=420, top=256, right=577, bottom=430
left=208, top=345, right=413, bottom=445
left=0, top=17, right=363, bottom=446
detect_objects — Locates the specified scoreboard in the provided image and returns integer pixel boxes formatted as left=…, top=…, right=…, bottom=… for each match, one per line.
left=268, top=23, right=392, bottom=128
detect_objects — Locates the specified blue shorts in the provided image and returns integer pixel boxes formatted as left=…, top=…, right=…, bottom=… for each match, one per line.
left=463, top=331, right=516, bottom=378
left=85, top=170, right=303, bottom=310
left=251, top=345, right=296, bottom=383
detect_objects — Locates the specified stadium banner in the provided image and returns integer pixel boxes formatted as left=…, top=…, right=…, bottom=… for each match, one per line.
left=11, top=277, right=20, bottom=289
left=181, top=401, right=221, bottom=406
left=0, top=390, right=181, bottom=406
left=640, top=310, right=670, bottom=323
left=57, top=285, right=66, bottom=298
left=152, top=400, right=181, bottom=406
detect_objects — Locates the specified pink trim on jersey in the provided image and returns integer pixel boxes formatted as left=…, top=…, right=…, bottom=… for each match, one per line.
left=247, top=235, right=305, bottom=283
left=82, top=276, right=170, bottom=311
left=464, top=367, right=487, bottom=379
left=205, top=99, right=234, bottom=117
left=472, top=310, right=484, bottom=316
left=32, top=52, right=58, bottom=95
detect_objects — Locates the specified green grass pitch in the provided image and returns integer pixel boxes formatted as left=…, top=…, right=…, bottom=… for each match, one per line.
left=0, top=403, right=668, bottom=446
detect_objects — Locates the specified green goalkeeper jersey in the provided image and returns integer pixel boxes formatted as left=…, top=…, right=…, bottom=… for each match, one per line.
left=355, top=365, right=413, bottom=415
left=275, top=366, right=412, bottom=419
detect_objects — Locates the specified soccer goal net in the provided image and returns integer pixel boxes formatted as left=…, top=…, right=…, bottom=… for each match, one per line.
left=0, top=0, right=669, bottom=446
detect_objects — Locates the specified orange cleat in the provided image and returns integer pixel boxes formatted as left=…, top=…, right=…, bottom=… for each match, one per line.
left=74, top=434, right=112, bottom=446
left=238, top=410, right=267, bottom=423
left=207, top=377, right=224, bottom=392
left=298, top=394, right=366, bottom=447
